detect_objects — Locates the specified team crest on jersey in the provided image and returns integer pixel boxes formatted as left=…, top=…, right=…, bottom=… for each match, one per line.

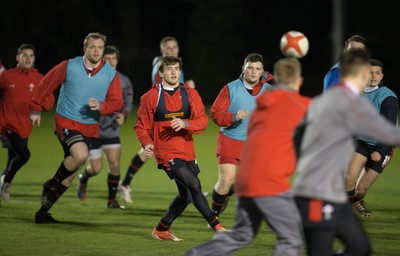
left=9, top=84, right=15, bottom=88
left=28, top=83, right=35, bottom=92
left=165, top=112, right=184, bottom=119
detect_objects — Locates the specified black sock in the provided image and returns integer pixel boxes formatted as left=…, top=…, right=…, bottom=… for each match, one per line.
left=156, top=218, right=171, bottom=231
left=347, top=189, right=357, bottom=203
left=39, top=179, right=68, bottom=213
left=212, top=189, right=227, bottom=216
left=80, top=166, right=94, bottom=185
left=121, top=154, right=144, bottom=186
left=227, top=184, right=235, bottom=197
left=206, top=213, right=220, bottom=229
left=53, top=162, right=72, bottom=183
left=107, top=174, right=120, bottom=200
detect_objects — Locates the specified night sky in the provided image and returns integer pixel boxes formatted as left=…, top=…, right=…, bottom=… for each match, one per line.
left=1, top=0, right=399, bottom=103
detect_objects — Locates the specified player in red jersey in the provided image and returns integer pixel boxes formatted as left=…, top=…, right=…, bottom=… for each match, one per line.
left=0, top=44, right=54, bottom=203
left=119, top=36, right=196, bottom=203
left=135, top=56, right=227, bottom=241
left=209, top=53, right=271, bottom=217
left=186, top=57, right=309, bottom=256
left=29, top=33, right=123, bottom=223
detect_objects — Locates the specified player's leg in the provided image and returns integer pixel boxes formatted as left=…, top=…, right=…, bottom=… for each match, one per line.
left=295, top=197, right=336, bottom=256
left=356, top=168, right=380, bottom=201
left=1, top=132, right=30, bottom=201
left=346, top=147, right=368, bottom=204
left=334, top=202, right=371, bottom=256
left=185, top=197, right=262, bottom=256
left=152, top=174, right=191, bottom=241
left=173, top=159, right=225, bottom=232
left=257, top=193, right=303, bottom=256
left=77, top=138, right=103, bottom=201
left=212, top=155, right=238, bottom=217
left=353, top=150, right=390, bottom=217
left=119, top=148, right=147, bottom=203
left=103, top=140, right=124, bottom=208
left=35, top=130, right=90, bottom=223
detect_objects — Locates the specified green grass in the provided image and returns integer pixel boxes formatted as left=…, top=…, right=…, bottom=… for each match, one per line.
left=0, top=109, right=399, bottom=256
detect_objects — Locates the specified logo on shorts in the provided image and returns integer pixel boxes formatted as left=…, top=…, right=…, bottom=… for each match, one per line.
left=322, top=204, right=335, bottom=221
left=63, top=128, right=69, bottom=135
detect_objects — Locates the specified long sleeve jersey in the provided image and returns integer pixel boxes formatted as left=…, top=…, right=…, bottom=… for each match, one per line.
left=134, top=83, right=208, bottom=169
left=98, top=70, right=134, bottom=139
left=236, top=85, right=310, bottom=197
left=0, top=67, right=54, bottom=139
left=293, top=82, right=400, bottom=203
left=30, top=58, right=123, bottom=138
left=358, top=85, right=398, bottom=155
left=211, top=78, right=270, bottom=159
left=323, top=63, right=340, bottom=92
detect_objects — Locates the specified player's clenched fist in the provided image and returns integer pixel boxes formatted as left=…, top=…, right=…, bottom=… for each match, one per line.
left=171, top=116, right=186, bottom=131
left=235, top=109, right=249, bottom=121
left=144, top=144, right=154, bottom=158
left=88, top=98, right=101, bottom=111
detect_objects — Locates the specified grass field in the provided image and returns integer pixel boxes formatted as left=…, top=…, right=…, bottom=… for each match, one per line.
left=0, top=109, right=399, bottom=256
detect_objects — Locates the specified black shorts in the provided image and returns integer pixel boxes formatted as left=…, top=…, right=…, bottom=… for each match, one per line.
left=90, top=137, right=121, bottom=150
left=55, top=129, right=92, bottom=158
left=355, top=140, right=393, bottom=173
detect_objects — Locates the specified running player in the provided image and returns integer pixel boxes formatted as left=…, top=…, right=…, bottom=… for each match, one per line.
left=119, top=36, right=195, bottom=203
left=135, top=56, right=227, bottom=241
left=186, top=57, right=309, bottom=256
left=29, top=32, right=123, bottom=223
left=209, top=53, right=271, bottom=217
left=323, top=35, right=367, bottom=91
left=0, top=44, right=54, bottom=202
left=76, top=45, right=133, bottom=208
left=293, top=49, right=400, bottom=255
left=346, top=59, right=398, bottom=217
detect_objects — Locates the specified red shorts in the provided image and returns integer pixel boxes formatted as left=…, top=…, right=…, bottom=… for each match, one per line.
left=217, top=154, right=240, bottom=165
left=216, top=132, right=243, bottom=165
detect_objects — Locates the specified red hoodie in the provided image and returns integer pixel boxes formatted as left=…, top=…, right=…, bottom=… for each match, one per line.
left=134, top=84, right=208, bottom=169
left=0, top=67, right=54, bottom=139
left=235, top=86, right=311, bottom=197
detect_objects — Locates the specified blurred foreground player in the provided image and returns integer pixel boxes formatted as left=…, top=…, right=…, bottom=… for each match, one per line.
left=186, top=57, right=309, bottom=256
left=346, top=59, right=398, bottom=217
left=135, top=56, right=227, bottom=241
left=0, top=44, right=54, bottom=203
left=293, top=49, right=400, bottom=255
left=30, top=33, right=123, bottom=223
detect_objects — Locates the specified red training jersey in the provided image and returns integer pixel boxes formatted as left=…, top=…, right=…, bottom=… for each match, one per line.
left=135, top=84, right=208, bottom=169
left=235, top=86, right=311, bottom=197
left=0, top=67, right=54, bottom=139
left=30, top=60, right=122, bottom=138
left=211, top=79, right=267, bottom=159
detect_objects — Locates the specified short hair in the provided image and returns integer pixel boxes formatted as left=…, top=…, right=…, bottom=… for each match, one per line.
left=104, top=45, right=120, bottom=60
left=244, top=53, right=264, bottom=66
left=273, top=57, right=301, bottom=85
left=369, top=59, right=384, bottom=71
left=344, top=35, right=367, bottom=49
left=83, top=32, right=107, bottom=48
left=160, top=36, right=178, bottom=48
left=158, top=56, right=182, bottom=73
left=339, top=48, right=371, bottom=78
left=17, top=43, right=35, bottom=55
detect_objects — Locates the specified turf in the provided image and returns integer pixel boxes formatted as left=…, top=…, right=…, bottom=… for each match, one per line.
left=0, top=109, right=399, bottom=255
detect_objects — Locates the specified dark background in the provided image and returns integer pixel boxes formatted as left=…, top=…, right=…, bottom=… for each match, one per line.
left=1, top=0, right=399, bottom=103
